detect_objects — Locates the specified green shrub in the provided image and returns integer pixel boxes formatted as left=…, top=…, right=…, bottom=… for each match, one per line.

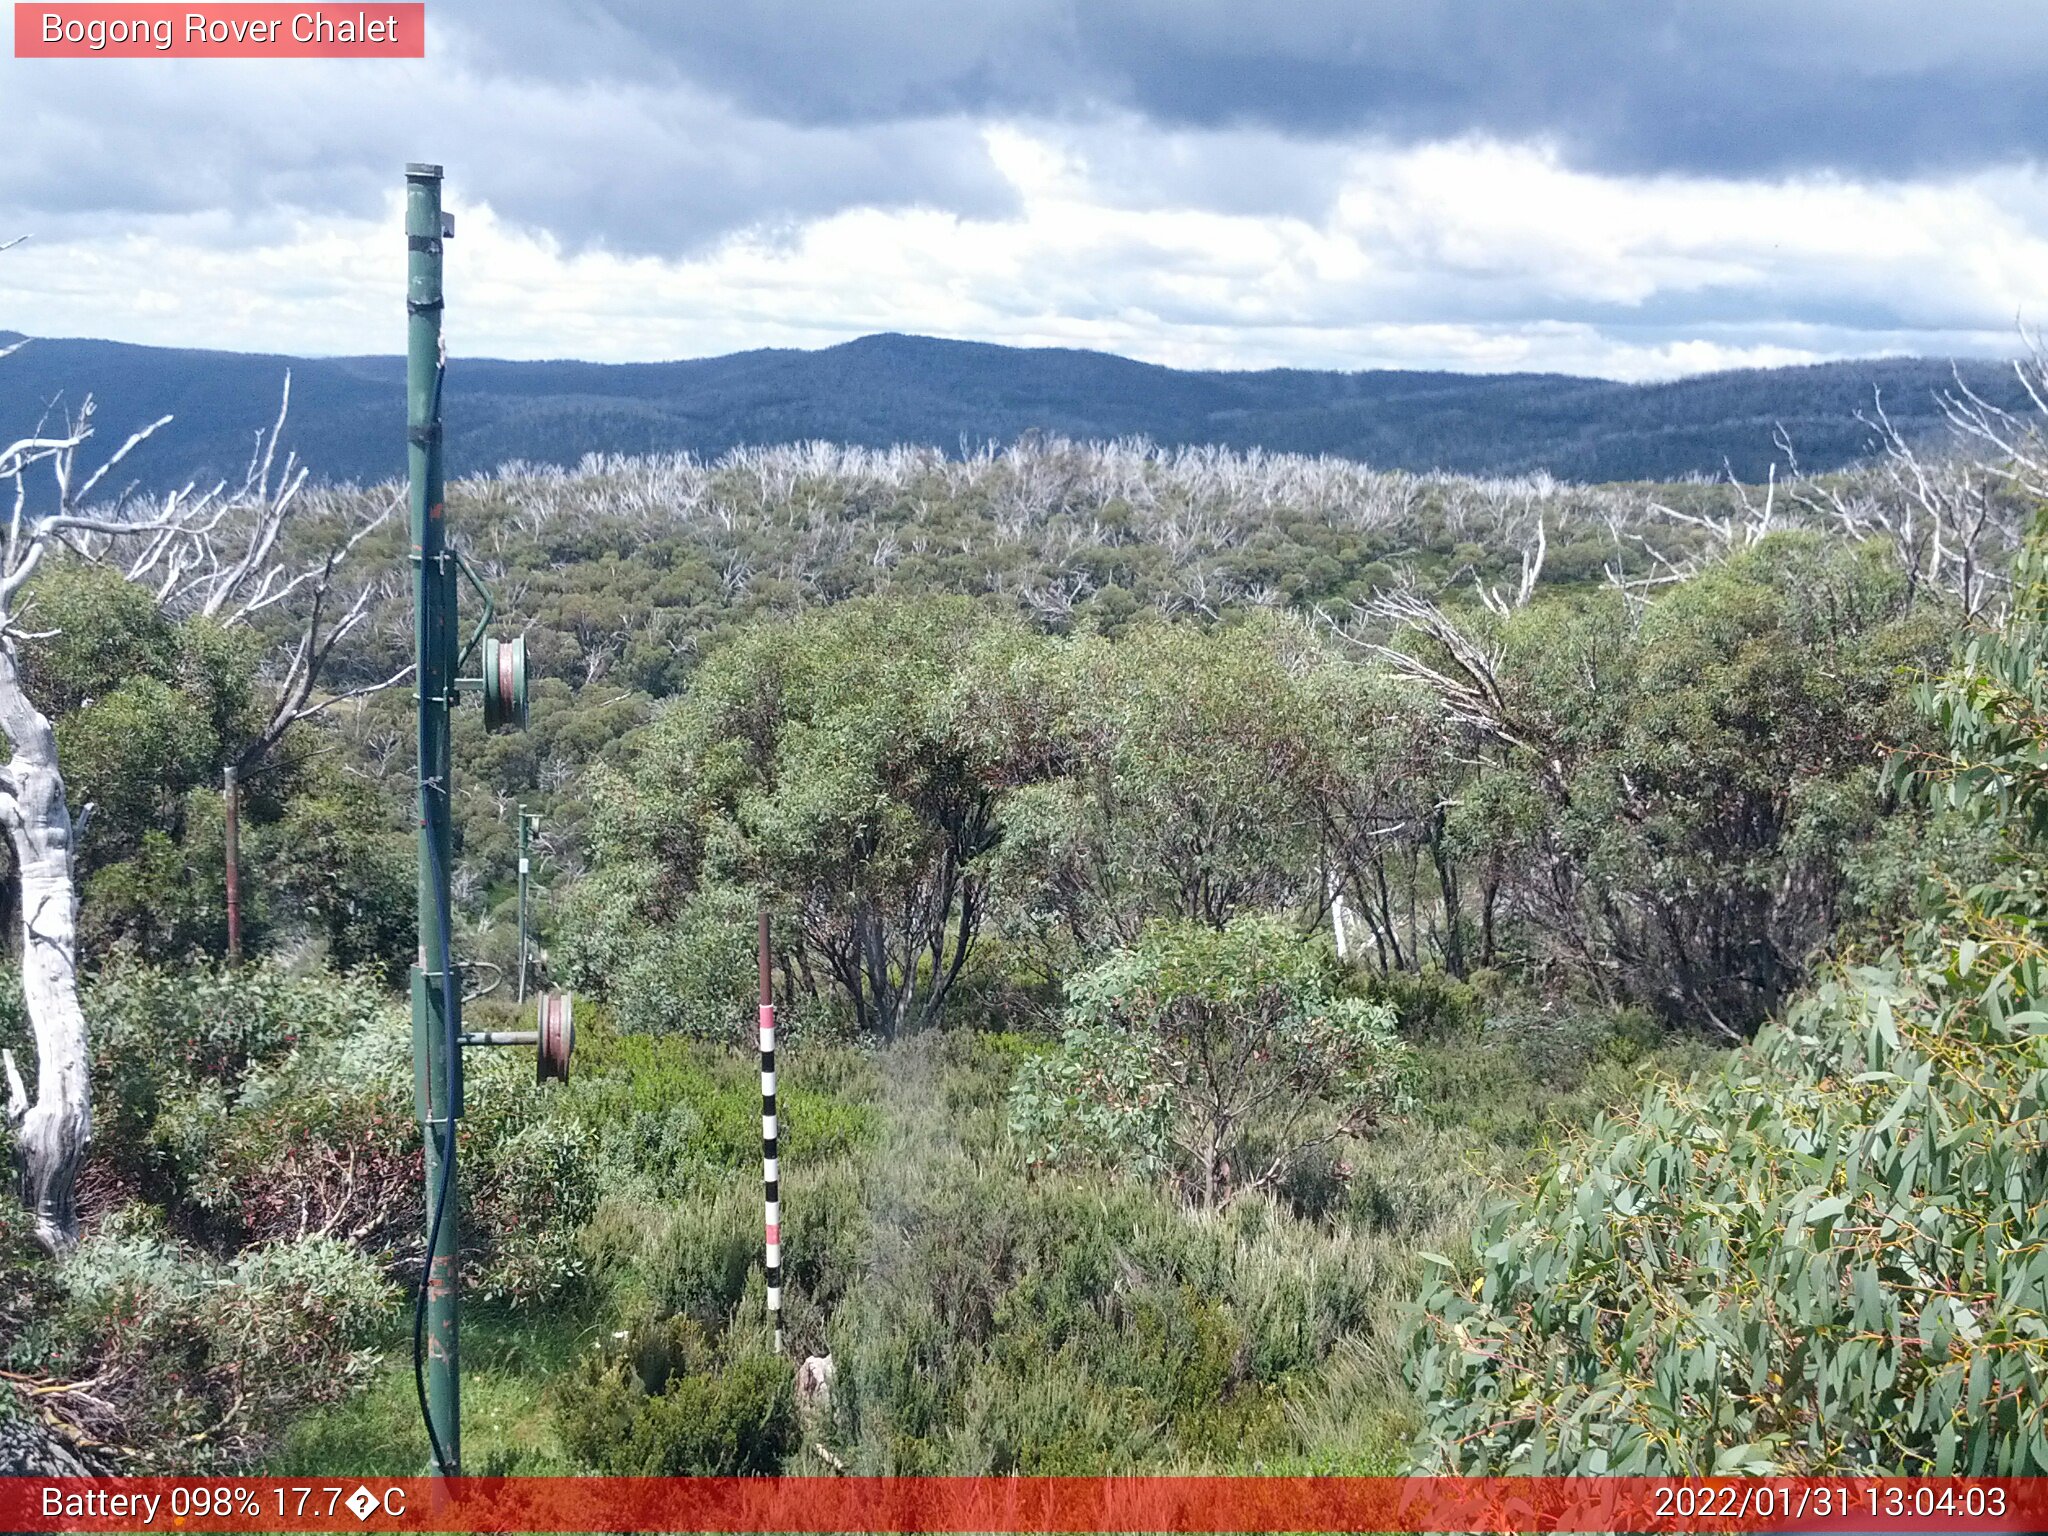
left=827, top=1147, right=1385, bottom=1472
left=51, top=1210, right=396, bottom=1470
left=941, top=1355, right=1168, bottom=1473
left=562, top=880, right=758, bottom=1044
left=85, top=961, right=392, bottom=1204
left=0, top=1199, right=66, bottom=1377
left=569, top=1026, right=879, bottom=1185
left=1010, top=916, right=1405, bottom=1208
left=641, top=1185, right=759, bottom=1331
left=1484, top=998, right=1666, bottom=1085
left=556, top=1316, right=796, bottom=1474
left=457, top=1050, right=604, bottom=1306
left=778, top=1155, right=873, bottom=1323
left=217, top=1235, right=398, bottom=1376
left=174, top=990, right=418, bottom=1256
left=1409, top=958, right=2048, bottom=1474
left=1358, top=969, right=1487, bottom=1040
left=1407, top=521, right=2048, bottom=1475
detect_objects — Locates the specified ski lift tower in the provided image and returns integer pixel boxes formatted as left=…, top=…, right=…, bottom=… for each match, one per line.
left=405, top=163, right=572, bottom=1479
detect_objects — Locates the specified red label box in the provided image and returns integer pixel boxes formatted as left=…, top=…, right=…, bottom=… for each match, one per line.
left=14, top=3, right=424, bottom=56
left=2, top=1477, right=2045, bottom=1534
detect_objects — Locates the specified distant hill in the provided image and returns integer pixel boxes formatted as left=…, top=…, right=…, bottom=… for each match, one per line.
left=0, top=330, right=2027, bottom=491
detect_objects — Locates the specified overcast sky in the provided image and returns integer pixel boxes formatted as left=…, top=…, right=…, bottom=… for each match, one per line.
left=3, top=1, right=2046, bottom=379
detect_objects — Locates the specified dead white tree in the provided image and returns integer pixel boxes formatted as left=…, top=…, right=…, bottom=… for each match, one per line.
left=1342, top=591, right=1533, bottom=755
left=89, top=376, right=410, bottom=768
left=1601, top=455, right=1784, bottom=619
left=1764, top=347, right=2048, bottom=621
left=1477, top=515, right=1546, bottom=617
left=1, top=372, right=402, bottom=1254
left=1, top=396, right=176, bottom=1253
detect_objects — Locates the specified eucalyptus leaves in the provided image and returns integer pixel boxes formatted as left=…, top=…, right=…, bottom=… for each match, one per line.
left=1408, top=517, right=2048, bottom=1474
left=1010, top=916, right=1405, bottom=1210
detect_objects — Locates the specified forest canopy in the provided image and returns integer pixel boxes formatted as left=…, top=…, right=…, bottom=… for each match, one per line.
left=2, top=369, right=2044, bottom=1475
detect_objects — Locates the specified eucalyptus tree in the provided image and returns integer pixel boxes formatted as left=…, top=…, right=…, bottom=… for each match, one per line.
left=1009, top=915, right=1406, bottom=1210
left=1000, top=615, right=1342, bottom=951
left=1349, top=535, right=1946, bottom=1036
left=567, top=596, right=1067, bottom=1042
left=1410, top=513, right=2048, bottom=1475
left=0, top=374, right=394, bottom=1253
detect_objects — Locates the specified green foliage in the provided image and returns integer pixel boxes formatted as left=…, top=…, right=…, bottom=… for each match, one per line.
left=567, top=598, right=1062, bottom=1040
left=537, top=1024, right=1444, bottom=1476
left=1407, top=524, right=2048, bottom=1474
left=9, top=566, right=270, bottom=960
left=48, top=1208, right=395, bottom=1469
left=259, top=775, right=415, bottom=981
left=457, top=1050, right=604, bottom=1307
left=567, top=538, right=1933, bottom=1059
left=1462, top=534, right=1947, bottom=1032
left=0, top=558, right=403, bottom=970
left=1410, top=959, right=2048, bottom=1473
left=565, top=1022, right=878, bottom=1187
left=645, top=1196, right=759, bottom=1332
left=6, top=402, right=2012, bottom=1478
left=815, top=1031, right=1467, bottom=1474
left=1002, top=617, right=1340, bottom=944
left=560, top=876, right=756, bottom=1044
left=556, top=1316, right=797, bottom=1475
left=1011, top=916, right=1405, bottom=1209
left=0, top=1196, right=67, bottom=1375
left=63, top=960, right=596, bottom=1307
left=82, top=960, right=390, bottom=1206
left=1359, top=968, right=1492, bottom=1040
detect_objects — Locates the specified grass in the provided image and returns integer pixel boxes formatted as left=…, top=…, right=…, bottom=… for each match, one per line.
left=275, top=997, right=1722, bottom=1476
left=269, top=1290, right=598, bottom=1475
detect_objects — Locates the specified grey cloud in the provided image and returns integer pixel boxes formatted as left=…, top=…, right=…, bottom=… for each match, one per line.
left=447, top=90, right=1013, bottom=255
left=1056, top=127, right=1355, bottom=220
left=4, top=0, right=2044, bottom=260
left=438, top=0, right=2048, bottom=180
left=0, top=52, right=1013, bottom=255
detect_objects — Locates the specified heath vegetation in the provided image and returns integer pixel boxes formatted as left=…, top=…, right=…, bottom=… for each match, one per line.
left=4, top=345, right=2048, bottom=1472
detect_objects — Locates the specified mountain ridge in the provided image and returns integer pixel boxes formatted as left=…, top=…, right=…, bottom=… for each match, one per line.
left=0, top=328, right=2024, bottom=490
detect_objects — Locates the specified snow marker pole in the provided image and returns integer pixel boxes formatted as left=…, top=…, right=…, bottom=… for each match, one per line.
left=759, top=909, right=782, bottom=1353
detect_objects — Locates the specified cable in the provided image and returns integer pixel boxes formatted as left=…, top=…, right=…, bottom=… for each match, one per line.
left=412, top=357, right=459, bottom=1479
left=413, top=826, right=460, bottom=1476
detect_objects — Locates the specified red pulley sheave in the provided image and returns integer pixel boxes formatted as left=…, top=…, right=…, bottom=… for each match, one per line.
left=537, top=990, right=574, bottom=1082
left=481, top=634, right=528, bottom=732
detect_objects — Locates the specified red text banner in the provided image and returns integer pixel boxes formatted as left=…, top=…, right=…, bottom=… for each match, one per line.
left=14, top=4, right=424, bottom=57
left=2, top=1477, right=2045, bottom=1533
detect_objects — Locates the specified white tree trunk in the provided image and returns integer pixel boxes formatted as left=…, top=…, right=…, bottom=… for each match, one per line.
left=0, top=639, right=88, bottom=1255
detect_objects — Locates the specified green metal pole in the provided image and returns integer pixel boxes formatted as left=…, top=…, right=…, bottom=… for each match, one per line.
left=406, top=161, right=460, bottom=1479
left=516, top=807, right=530, bottom=1004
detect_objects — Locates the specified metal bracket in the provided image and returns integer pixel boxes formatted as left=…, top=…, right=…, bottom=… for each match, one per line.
left=453, top=546, right=496, bottom=677
left=451, top=992, right=573, bottom=1084
left=410, top=967, right=464, bottom=1122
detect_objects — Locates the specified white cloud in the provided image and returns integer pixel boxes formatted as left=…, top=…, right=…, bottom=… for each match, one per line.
left=5, top=127, right=2044, bottom=381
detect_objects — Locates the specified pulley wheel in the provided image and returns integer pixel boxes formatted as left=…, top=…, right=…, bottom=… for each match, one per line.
left=482, top=634, right=528, bottom=732
left=537, top=990, right=574, bottom=1083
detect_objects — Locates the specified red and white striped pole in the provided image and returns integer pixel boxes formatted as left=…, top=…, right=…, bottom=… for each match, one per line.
left=758, top=910, right=782, bottom=1354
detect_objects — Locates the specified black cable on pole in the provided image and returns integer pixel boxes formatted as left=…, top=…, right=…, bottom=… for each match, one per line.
left=412, top=357, right=457, bottom=1478
left=413, top=831, right=460, bottom=1475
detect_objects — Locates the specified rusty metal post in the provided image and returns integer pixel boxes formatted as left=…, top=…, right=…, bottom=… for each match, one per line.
left=222, top=764, right=241, bottom=964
